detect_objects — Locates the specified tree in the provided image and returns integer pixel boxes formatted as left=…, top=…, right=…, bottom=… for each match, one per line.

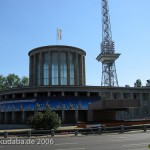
left=5, top=74, right=20, bottom=88
left=20, top=76, right=29, bottom=86
left=0, top=74, right=29, bottom=91
left=0, top=75, right=6, bottom=91
left=134, top=79, right=142, bottom=87
left=29, top=108, right=61, bottom=130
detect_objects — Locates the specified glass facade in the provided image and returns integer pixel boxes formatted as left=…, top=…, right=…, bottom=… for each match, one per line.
left=52, top=52, right=58, bottom=85
left=70, top=53, right=75, bottom=85
left=29, top=46, right=86, bottom=86
left=36, top=54, right=40, bottom=86
left=43, top=53, right=49, bottom=85
left=77, top=54, right=81, bottom=85
left=60, top=52, right=67, bottom=85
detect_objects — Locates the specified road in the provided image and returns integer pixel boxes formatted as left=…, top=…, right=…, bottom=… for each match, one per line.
left=0, top=132, right=150, bottom=150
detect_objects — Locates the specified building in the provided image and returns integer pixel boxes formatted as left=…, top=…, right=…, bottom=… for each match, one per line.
left=0, top=45, right=149, bottom=124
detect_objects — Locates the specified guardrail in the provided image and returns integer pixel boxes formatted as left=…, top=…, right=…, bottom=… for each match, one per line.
left=1, top=124, right=150, bottom=138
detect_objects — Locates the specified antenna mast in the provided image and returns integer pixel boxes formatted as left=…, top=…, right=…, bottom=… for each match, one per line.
left=97, top=0, right=120, bottom=86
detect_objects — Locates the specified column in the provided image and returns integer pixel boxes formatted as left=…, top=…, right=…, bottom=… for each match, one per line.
left=5, top=95, right=8, bottom=100
left=110, top=91, right=113, bottom=100
left=4, top=112, right=7, bottom=124
left=130, top=92, right=134, bottom=119
left=33, top=54, right=36, bottom=86
left=83, top=56, right=86, bottom=85
left=75, top=92, right=78, bottom=97
left=0, top=112, right=1, bottom=124
left=58, top=51, right=61, bottom=85
left=34, top=92, right=37, bottom=97
left=29, top=55, right=33, bottom=86
left=12, top=111, right=16, bottom=124
left=98, top=92, right=101, bottom=97
left=61, top=92, right=64, bottom=97
left=22, top=93, right=26, bottom=98
left=67, top=50, right=70, bottom=85
left=139, top=93, right=143, bottom=118
left=12, top=94, right=15, bottom=99
left=75, top=53, right=79, bottom=85
left=121, top=92, right=123, bottom=99
left=75, top=110, right=78, bottom=123
left=22, top=111, right=25, bottom=124
left=79, top=54, right=82, bottom=85
left=48, top=92, right=51, bottom=97
left=49, top=51, right=52, bottom=85
left=87, top=92, right=90, bottom=97
left=87, top=110, right=93, bottom=122
left=62, top=110, right=65, bottom=124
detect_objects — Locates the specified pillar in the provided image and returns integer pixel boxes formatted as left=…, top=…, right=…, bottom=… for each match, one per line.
left=75, top=92, right=78, bottom=97
left=79, top=54, right=82, bottom=85
left=48, top=92, right=51, bottom=97
left=75, top=53, right=79, bottom=85
left=5, top=95, right=8, bottom=100
left=0, top=112, right=1, bottom=124
left=110, top=92, right=113, bottom=100
left=87, top=92, right=90, bottom=97
left=22, top=93, right=26, bottom=98
left=29, top=55, right=33, bottom=86
left=12, top=94, right=15, bottom=99
left=40, top=52, right=43, bottom=86
left=34, top=92, right=37, bottom=97
left=75, top=110, right=78, bottom=123
left=49, top=51, right=52, bottom=85
left=139, top=92, right=143, bottom=118
left=58, top=51, right=61, bottom=85
left=61, top=92, right=64, bottom=97
left=12, top=111, right=16, bottom=124
left=22, top=111, right=25, bottom=124
left=99, top=92, right=101, bottom=97
left=62, top=110, right=65, bottom=124
left=83, top=56, right=86, bottom=85
left=67, top=50, right=70, bottom=85
left=33, top=54, right=36, bottom=86
left=87, top=110, right=93, bottom=122
left=4, top=112, right=7, bottom=124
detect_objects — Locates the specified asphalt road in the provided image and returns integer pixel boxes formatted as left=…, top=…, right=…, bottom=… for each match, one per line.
left=0, top=132, right=150, bottom=150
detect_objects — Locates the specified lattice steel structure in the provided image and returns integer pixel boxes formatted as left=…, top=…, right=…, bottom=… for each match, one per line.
left=97, top=0, right=120, bottom=86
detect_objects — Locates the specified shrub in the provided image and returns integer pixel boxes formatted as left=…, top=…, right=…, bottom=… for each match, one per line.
left=29, top=108, right=61, bottom=130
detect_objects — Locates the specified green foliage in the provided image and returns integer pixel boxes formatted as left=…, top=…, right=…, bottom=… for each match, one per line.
left=0, top=75, right=5, bottom=91
left=20, top=76, right=29, bottom=86
left=29, top=109, right=61, bottom=130
left=0, top=74, right=29, bottom=91
left=29, top=112, right=44, bottom=130
left=134, top=79, right=142, bottom=87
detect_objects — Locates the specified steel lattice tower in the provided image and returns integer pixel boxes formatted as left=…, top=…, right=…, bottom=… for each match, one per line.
left=96, top=0, right=120, bottom=87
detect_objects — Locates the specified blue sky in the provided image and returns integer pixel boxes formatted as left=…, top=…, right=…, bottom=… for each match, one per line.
left=0, top=0, right=150, bottom=87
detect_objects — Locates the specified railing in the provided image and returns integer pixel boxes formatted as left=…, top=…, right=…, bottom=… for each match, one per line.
left=1, top=124, right=150, bottom=138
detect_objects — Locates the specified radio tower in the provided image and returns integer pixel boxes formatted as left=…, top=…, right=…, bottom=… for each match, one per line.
left=96, top=0, right=120, bottom=86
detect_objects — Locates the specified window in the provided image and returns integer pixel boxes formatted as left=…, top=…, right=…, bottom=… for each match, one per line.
left=43, top=53, right=49, bottom=85
left=52, top=52, right=58, bottom=85
left=36, top=54, right=40, bottom=86
left=60, top=52, right=67, bottom=85
left=70, top=53, right=75, bottom=85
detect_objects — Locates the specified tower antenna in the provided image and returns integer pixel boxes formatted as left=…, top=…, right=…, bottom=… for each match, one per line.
left=96, top=0, right=120, bottom=86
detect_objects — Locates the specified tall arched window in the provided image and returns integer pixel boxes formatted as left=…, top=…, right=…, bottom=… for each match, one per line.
left=52, top=52, right=58, bottom=85
left=43, top=53, right=49, bottom=85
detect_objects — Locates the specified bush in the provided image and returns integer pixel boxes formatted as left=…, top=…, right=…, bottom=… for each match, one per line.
left=29, top=108, right=61, bottom=130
